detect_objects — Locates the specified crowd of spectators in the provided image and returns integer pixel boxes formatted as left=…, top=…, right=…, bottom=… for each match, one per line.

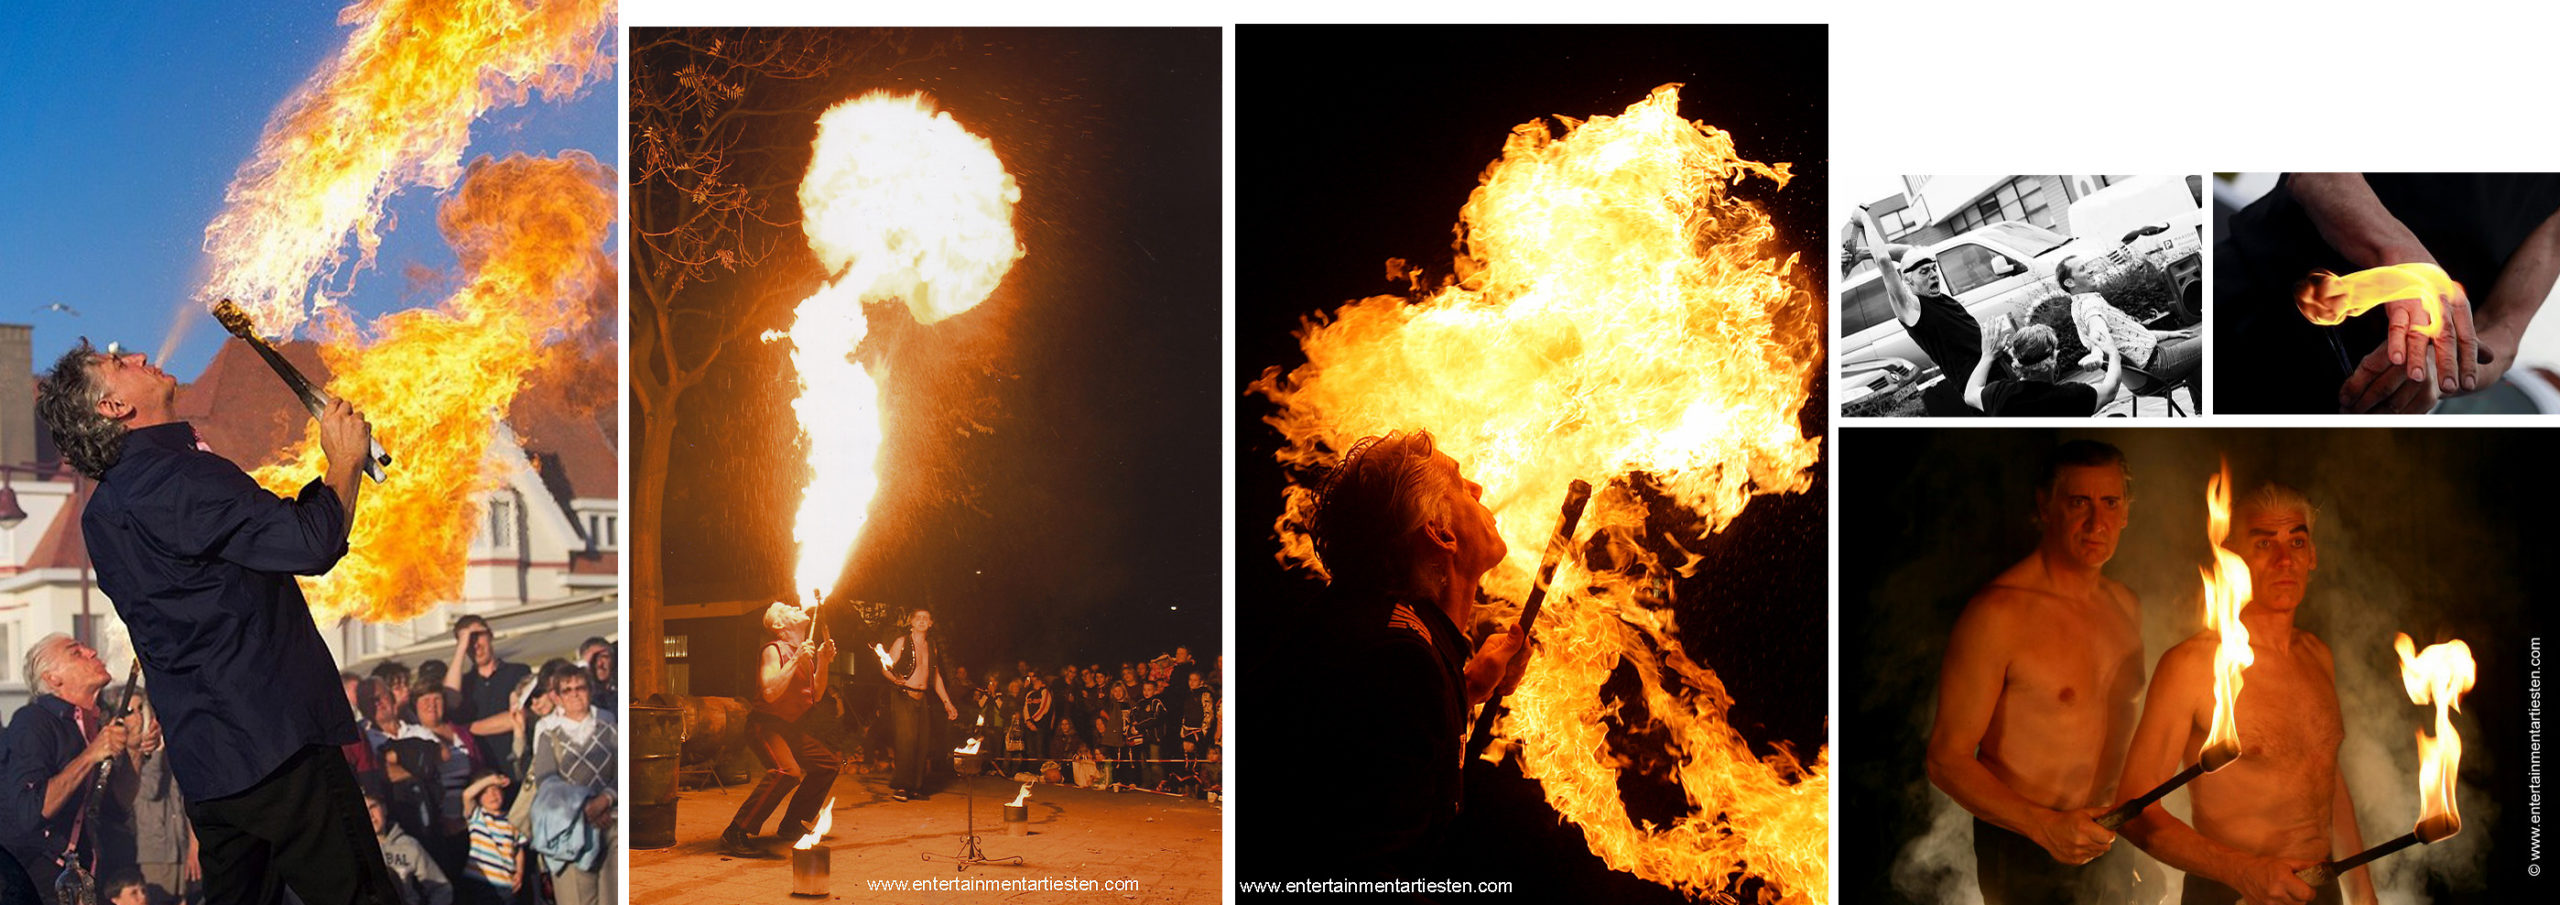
left=940, top=646, right=1222, bottom=800
left=332, top=616, right=618, bottom=905
left=0, top=619, right=617, bottom=905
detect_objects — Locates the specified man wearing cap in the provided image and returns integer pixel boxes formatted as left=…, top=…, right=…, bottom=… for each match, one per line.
left=1847, top=214, right=1991, bottom=415
left=36, top=340, right=405, bottom=904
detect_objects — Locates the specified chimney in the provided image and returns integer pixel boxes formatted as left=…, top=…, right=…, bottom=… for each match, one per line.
left=0, top=324, right=32, bottom=469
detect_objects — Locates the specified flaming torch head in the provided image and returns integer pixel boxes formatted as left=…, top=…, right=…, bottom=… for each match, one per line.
left=792, top=797, right=835, bottom=850
left=2396, top=633, right=2475, bottom=841
left=2198, top=461, right=2256, bottom=763
left=871, top=644, right=895, bottom=670
left=209, top=299, right=261, bottom=340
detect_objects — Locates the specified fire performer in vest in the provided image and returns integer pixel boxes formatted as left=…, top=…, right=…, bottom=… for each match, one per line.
left=718, top=602, right=839, bottom=858
left=878, top=607, right=959, bottom=802
left=35, top=341, right=406, bottom=904
left=1926, top=440, right=2145, bottom=904
left=2114, top=483, right=2377, bottom=905
left=1270, top=430, right=1525, bottom=879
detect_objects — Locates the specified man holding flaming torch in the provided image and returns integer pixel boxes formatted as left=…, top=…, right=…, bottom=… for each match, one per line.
left=718, top=602, right=841, bottom=858
left=36, top=341, right=406, bottom=904
left=878, top=606, right=958, bottom=802
left=2114, top=483, right=2375, bottom=905
left=1268, top=430, right=1527, bottom=879
left=1926, top=440, right=2145, bottom=904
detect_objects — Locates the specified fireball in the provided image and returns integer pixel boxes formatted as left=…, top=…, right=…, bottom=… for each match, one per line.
left=1253, top=84, right=1824, bottom=901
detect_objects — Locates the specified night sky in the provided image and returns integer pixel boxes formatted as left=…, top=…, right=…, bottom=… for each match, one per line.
left=1841, top=428, right=2550, bottom=904
left=637, top=28, right=1222, bottom=679
left=1234, top=26, right=1828, bottom=903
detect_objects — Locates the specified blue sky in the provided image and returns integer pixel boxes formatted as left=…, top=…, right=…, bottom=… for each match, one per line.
left=0, top=2, right=616, bottom=379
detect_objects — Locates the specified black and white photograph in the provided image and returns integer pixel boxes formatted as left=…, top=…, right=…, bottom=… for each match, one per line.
left=1840, top=175, right=2205, bottom=418
left=2211, top=173, right=2560, bottom=414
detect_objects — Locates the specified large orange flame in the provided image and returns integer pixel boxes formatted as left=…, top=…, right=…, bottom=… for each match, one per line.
left=2199, top=462, right=2255, bottom=756
left=250, top=153, right=615, bottom=621
left=2393, top=634, right=2474, bottom=834
left=1252, top=84, right=1824, bottom=902
left=199, top=0, right=613, bottom=337
left=776, top=92, right=1022, bottom=600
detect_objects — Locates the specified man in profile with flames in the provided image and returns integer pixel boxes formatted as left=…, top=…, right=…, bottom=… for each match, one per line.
left=1255, top=429, right=1526, bottom=880
left=1927, top=439, right=2145, bottom=904
left=37, top=340, right=404, bottom=903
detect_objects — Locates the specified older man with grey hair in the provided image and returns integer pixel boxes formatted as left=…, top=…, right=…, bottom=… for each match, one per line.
left=2, top=633, right=141, bottom=905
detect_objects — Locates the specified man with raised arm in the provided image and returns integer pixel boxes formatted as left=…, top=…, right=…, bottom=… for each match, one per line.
left=2113, top=483, right=2376, bottom=905
left=1927, top=439, right=2146, bottom=904
left=37, top=340, right=404, bottom=904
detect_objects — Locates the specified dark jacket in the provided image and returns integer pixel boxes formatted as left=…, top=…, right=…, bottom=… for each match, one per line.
left=82, top=421, right=359, bottom=801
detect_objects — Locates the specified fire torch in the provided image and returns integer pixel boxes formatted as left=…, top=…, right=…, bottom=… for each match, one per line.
left=209, top=299, right=392, bottom=482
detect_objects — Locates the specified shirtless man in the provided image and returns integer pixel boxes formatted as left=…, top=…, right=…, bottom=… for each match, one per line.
left=2114, top=484, right=2376, bottom=905
left=1927, top=439, right=2146, bottom=903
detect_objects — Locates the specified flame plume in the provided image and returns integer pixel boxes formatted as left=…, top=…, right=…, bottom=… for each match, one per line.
left=199, top=0, right=613, bottom=338
left=2294, top=263, right=2459, bottom=335
left=2199, top=462, right=2255, bottom=756
left=251, top=153, right=615, bottom=621
left=777, top=92, right=1022, bottom=600
left=2394, top=634, right=2474, bottom=834
left=1252, top=85, right=1824, bottom=902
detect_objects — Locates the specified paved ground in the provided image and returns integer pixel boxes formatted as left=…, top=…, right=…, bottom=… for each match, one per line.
left=632, top=770, right=1221, bottom=904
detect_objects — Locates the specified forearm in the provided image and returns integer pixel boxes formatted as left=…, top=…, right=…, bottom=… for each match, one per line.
left=1963, top=354, right=1996, bottom=411
left=2289, top=173, right=2433, bottom=269
left=325, top=460, right=363, bottom=536
left=2480, top=208, right=2560, bottom=341
left=1924, top=752, right=2054, bottom=838
left=40, top=754, right=101, bottom=819
left=2123, top=812, right=2257, bottom=888
left=2095, top=355, right=2125, bottom=408
left=1854, top=208, right=1920, bottom=321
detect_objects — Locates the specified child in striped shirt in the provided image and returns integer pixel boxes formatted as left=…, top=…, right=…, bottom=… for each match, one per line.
left=463, top=772, right=526, bottom=904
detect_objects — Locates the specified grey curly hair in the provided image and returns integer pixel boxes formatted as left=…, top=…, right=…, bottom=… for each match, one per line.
left=35, top=341, right=126, bottom=479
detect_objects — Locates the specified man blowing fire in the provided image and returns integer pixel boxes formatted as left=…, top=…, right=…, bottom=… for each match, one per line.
left=1927, top=440, right=2145, bottom=904
left=37, top=341, right=405, bottom=904
left=2114, top=483, right=2376, bottom=905
left=1264, top=430, right=1526, bottom=879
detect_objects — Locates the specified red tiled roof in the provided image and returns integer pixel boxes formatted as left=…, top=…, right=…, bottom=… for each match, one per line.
left=21, top=474, right=93, bottom=571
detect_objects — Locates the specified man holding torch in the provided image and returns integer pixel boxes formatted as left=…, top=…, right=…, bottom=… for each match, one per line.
left=1926, top=440, right=2145, bottom=904
left=2114, top=483, right=2375, bottom=905
left=878, top=606, right=958, bottom=802
left=1266, top=430, right=1525, bottom=879
left=36, top=341, right=406, bottom=904
left=718, top=601, right=839, bottom=858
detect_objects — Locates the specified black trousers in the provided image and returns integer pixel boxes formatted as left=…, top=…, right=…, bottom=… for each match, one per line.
left=889, top=693, right=937, bottom=795
left=186, top=744, right=405, bottom=905
left=731, top=710, right=841, bottom=839
left=1972, top=818, right=2134, bottom=905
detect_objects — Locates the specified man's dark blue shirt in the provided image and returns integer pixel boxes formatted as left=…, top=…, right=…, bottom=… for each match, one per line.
left=81, top=421, right=359, bottom=801
left=0, top=695, right=105, bottom=872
